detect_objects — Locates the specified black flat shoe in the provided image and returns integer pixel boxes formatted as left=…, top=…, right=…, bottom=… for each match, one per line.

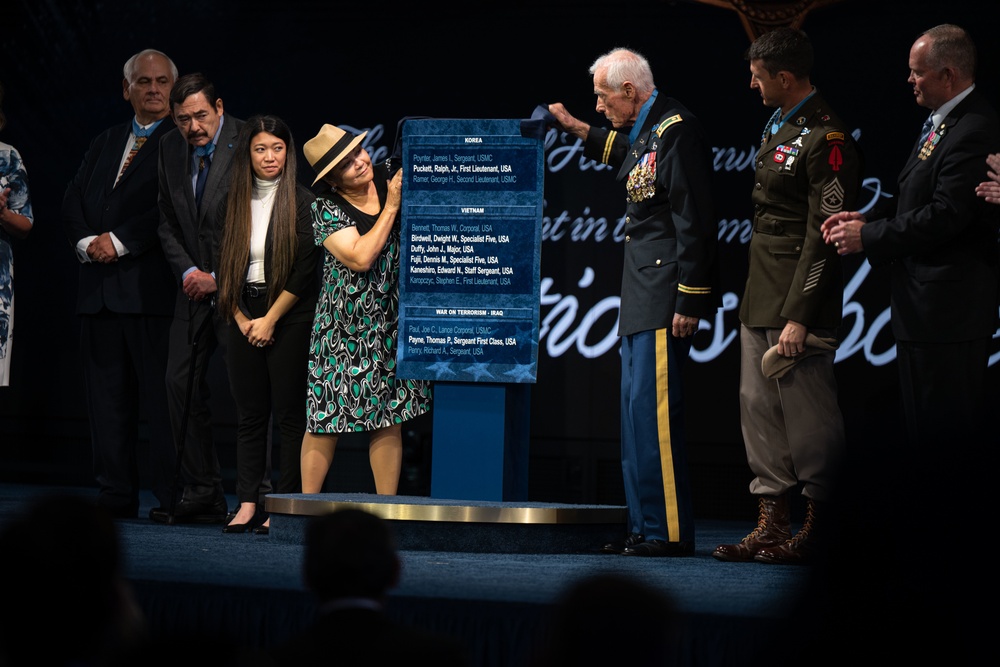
left=222, top=520, right=251, bottom=534
left=222, top=511, right=266, bottom=534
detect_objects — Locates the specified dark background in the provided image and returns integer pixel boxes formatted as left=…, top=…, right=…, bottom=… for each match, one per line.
left=1, top=0, right=997, bottom=518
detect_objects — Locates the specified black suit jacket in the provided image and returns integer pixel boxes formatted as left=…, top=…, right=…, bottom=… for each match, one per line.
left=61, top=118, right=176, bottom=316
left=861, top=90, right=1000, bottom=342
left=157, top=114, right=244, bottom=320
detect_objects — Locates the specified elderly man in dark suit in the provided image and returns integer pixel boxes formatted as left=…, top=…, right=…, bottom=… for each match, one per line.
left=822, top=23, right=1000, bottom=458
left=61, top=48, right=179, bottom=519
left=153, top=73, right=244, bottom=523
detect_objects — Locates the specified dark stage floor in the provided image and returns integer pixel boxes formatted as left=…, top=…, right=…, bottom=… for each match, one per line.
left=5, top=480, right=991, bottom=665
left=0, top=482, right=819, bottom=667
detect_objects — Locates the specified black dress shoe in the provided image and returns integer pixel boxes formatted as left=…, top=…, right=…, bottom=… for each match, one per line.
left=151, top=498, right=228, bottom=524
left=622, top=540, right=695, bottom=557
left=600, top=532, right=644, bottom=554
left=149, top=507, right=169, bottom=523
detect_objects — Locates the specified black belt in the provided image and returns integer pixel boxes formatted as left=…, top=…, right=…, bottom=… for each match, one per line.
left=243, top=283, right=268, bottom=298
left=753, top=218, right=805, bottom=235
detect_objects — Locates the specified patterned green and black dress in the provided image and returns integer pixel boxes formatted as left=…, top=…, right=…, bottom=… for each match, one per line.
left=305, top=163, right=432, bottom=433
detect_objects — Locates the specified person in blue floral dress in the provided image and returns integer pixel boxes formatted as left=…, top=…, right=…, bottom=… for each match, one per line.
left=0, top=82, right=34, bottom=387
left=300, top=123, right=431, bottom=494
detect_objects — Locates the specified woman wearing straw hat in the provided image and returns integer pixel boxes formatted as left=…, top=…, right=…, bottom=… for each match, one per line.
left=300, top=123, right=432, bottom=494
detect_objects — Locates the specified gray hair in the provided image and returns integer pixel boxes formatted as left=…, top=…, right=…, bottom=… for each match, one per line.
left=589, top=48, right=655, bottom=93
left=921, top=24, right=977, bottom=81
left=123, top=49, right=178, bottom=83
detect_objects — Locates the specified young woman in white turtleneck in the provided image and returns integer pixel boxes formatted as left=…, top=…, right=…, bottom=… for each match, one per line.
left=215, top=115, right=319, bottom=535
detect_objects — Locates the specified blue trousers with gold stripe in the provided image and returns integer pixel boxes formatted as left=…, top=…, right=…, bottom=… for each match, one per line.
left=620, top=328, right=694, bottom=544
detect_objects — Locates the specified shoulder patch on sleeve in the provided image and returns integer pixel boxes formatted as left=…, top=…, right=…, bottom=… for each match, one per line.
left=655, top=114, right=683, bottom=137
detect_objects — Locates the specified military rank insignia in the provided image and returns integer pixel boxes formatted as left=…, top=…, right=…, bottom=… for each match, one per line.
left=627, top=152, right=657, bottom=202
left=655, top=114, right=683, bottom=137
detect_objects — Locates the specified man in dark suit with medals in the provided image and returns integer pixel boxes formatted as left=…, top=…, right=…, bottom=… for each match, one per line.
left=153, top=73, right=244, bottom=523
left=548, top=47, right=718, bottom=557
left=823, top=24, right=1000, bottom=456
left=713, top=28, right=863, bottom=566
left=820, top=26, right=998, bottom=663
left=61, top=49, right=179, bottom=519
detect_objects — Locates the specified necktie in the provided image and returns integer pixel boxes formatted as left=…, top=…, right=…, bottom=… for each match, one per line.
left=918, top=116, right=935, bottom=147
left=116, top=120, right=152, bottom=184
left=194, top=144, right=215, bottom=208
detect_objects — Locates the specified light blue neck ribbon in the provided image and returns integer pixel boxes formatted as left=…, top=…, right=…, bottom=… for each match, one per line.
left=194, top=142, right=216, bottom=158
left=132, top=117, right=164, bottom=138
left=629, top=89, right=658, bottom=145
left=770, top=89, right=816, bottom=136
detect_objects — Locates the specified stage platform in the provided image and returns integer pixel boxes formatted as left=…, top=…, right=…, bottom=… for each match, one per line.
left=264, top=493, right=628, bottom=553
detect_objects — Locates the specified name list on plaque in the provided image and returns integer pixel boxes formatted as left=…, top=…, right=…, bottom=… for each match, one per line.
left=397, top=118, right=543, bottom=383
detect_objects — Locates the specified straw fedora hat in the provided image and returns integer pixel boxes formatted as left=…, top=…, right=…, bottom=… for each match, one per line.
left=304, top=124, right=368, bottom=186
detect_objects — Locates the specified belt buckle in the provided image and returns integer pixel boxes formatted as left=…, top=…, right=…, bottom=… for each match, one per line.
left=246, top=284, right=264, bottom=298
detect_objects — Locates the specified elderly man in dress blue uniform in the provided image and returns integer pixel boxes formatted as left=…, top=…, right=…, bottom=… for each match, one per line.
left=549, top=47, right=719, bottom=557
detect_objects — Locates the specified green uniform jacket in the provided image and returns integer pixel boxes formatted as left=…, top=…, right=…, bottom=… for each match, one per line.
left=739, top=90, right=863, bottom=330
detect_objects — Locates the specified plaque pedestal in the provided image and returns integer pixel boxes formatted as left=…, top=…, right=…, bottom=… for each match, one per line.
left=430, top=382, right=529, bottom=501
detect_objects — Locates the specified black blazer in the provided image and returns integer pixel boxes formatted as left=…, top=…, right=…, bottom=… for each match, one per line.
left=861, top=90, right=1000, bottom=342
left=156, top=114, right=244, bottom=320
left=61, top=118, right=176, bottom=316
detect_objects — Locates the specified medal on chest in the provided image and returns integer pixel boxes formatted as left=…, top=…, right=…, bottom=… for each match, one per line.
left=918, top=125, right=945, bottom=160
left=627, top=146, right=657, bottom=203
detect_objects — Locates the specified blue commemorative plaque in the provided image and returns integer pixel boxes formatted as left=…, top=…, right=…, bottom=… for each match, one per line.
left=397, top=118, right=543, bottom=384
left=396, top=118, right=544, bottom=501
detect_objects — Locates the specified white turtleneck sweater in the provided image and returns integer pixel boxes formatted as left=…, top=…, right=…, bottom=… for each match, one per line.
left=247, top=176, right=279, bottom=284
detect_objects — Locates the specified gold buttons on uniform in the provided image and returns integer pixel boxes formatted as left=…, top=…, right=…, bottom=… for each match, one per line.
left=625, top=235, right=631, bottom=242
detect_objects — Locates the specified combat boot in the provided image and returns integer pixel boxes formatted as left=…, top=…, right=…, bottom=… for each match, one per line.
left=712, top=494, right=791, bottom=562
left=755, top=498, right=821, bottom=565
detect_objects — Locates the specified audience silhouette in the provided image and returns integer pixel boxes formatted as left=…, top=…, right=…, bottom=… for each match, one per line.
left=252, top=508, right=468, bottom=666
left=0, top=493, right=147, bottom=667
left=530, top=572, right=678, bottom=667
